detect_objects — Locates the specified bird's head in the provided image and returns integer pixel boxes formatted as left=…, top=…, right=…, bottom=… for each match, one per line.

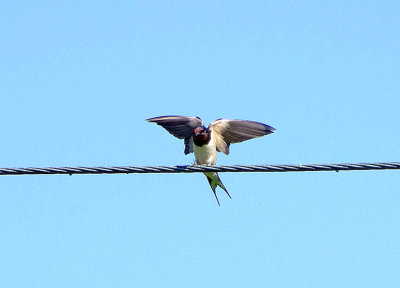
left=193, top=126, right=207, bottom=135
left=193, top=126, right=211, bottom=146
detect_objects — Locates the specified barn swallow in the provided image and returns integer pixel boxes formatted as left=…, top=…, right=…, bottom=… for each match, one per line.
left=146, top=116, right=275, bottom=205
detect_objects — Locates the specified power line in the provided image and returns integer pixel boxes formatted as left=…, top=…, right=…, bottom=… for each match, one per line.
left=0, top=162, right=399, bottom=176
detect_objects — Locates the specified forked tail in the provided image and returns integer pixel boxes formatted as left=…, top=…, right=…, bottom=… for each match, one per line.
left=204, top=172, right=232, bottom=205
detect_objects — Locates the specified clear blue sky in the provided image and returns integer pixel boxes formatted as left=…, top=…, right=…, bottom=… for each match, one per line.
left=1, top=1, right=399, bottom=287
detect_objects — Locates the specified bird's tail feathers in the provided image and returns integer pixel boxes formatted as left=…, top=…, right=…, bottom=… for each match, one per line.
left=204, top=172, right=231, bottom=205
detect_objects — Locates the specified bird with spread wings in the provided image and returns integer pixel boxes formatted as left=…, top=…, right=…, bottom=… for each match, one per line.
left=147, top=116, right=276, bottom=205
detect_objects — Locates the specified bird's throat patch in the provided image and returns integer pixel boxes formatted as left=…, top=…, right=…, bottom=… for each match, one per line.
left=193, top=133, right=211, bottom=146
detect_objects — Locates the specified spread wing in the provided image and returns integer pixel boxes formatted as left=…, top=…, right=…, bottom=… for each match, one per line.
left=209, top=119, right=276, bottom=155
left=146, top=115, right=204, bottom=155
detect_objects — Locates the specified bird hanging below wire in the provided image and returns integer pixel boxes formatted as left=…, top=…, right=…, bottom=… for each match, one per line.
left=147, top=116, right=276, bottom=205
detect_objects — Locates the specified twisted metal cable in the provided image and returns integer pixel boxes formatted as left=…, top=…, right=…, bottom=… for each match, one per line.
left=0, top=162, right=399, bottom=176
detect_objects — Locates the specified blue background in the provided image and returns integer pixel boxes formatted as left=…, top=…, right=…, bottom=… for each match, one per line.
left=1, top=1, right=399, bottom=287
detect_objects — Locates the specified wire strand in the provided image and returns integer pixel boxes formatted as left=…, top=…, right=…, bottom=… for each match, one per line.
left=0, top=162, right=399, bottom=176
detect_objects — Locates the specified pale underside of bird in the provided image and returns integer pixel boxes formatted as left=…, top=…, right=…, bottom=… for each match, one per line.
left=147, top=115, right=276, bottom=205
